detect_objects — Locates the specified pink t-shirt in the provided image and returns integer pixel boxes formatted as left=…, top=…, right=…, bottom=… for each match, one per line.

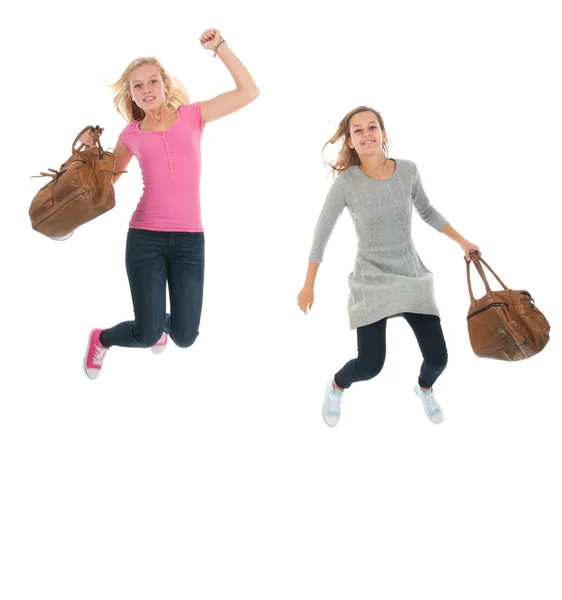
left=118, top=102, right=205, bottom=232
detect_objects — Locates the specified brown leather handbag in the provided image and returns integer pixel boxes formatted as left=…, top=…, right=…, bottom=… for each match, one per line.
left=466, top=253, right=550, bottom=360
left=29, top=126, right=124, bottom=240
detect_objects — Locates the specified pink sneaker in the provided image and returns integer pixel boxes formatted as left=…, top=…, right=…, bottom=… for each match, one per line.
left=151, top=332, right=168, bottom=354
left=84, top=328, right=109, bottom=379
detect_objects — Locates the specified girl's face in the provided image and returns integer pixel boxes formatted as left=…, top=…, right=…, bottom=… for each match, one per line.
left=348, top=111, right=386, bottom=159
left=129, top=64, right=167, bottom=110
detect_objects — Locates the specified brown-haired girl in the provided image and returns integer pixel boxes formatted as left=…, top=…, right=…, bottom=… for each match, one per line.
left=297, top=106, right=481, bottom=426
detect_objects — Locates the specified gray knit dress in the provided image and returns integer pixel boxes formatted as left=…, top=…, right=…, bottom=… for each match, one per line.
left=308, top=159, right=449, bottom=329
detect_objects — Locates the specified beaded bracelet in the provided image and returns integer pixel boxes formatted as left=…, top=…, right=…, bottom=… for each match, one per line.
left=213, top=37, right=226, bottom=58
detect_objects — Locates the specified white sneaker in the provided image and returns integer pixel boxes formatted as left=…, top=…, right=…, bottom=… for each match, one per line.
left=413, top=383, right=444, bottom=424
left=322, top=381, right=343, bottom=427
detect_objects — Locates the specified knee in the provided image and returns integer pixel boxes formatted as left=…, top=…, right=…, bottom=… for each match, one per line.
left=356, top=357, right=385, bottom=380
left=428, top=350, right=448, bottom=372
left=172, top=329, right=199, bottom=349
left=133, top=324, right=164, bottom=348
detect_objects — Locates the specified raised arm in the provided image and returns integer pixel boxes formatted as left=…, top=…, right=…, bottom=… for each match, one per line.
left=198, top=29, right=260, bottom=124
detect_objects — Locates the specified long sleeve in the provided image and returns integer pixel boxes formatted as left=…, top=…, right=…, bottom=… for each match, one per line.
left=411, top=163, right=449, bottom=232
left=308, top=175, right=348, bottom=263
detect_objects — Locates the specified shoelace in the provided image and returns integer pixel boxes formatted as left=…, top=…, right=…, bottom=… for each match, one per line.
left=329, top=393, right=341, bottom=413
left=424, top=390, right=438, bottom=413
left=93, top=345, right=108, bottom=366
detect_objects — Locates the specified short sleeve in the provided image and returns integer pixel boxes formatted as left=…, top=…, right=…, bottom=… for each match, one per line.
left=179, top=102, right=205, bottom=132
left=118, top=125, right=135, bottom=155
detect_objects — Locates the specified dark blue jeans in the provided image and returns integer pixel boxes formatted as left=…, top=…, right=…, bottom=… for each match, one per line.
left=334, top=313, right=448, bottom=389
left=100, top=228, right=205, bottom=349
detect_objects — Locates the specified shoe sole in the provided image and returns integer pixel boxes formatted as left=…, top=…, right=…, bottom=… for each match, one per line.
left=322, top=407, right=335, bottom=427
left=322, top=408, right=338, bottom=427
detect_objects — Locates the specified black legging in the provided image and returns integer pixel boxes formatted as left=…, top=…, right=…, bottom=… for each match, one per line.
left=334, top=313, right=448, bottom=390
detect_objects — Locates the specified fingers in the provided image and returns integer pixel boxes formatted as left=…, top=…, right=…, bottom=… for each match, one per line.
left=466, top=247, right=482, bottom=261
left=79, top=132, right=96, bottom=147
left=200, top=29, right=219, bottom=43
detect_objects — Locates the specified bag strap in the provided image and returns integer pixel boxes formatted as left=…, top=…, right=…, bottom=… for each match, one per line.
left=476, top=255, right=508, bottom=290
left=30, top=126, right=108, bottom=179
left=72, top=125, right=104, bottom=155
left=466, top=256, right=490, bottom=302
left=465, top=252, right=509, bottom=303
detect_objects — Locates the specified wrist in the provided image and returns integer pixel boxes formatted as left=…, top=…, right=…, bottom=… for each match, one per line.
left=212, top=37, right=227, bottom=57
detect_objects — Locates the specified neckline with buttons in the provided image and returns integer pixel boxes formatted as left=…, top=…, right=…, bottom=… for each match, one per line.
left=135, top=108, right=180, bottom=133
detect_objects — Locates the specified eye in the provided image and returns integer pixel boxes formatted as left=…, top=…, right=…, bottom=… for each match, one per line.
left=370, top=126, right=377, bottom=130
left=134, top=83, right=141, bottom=88
left=151, top=79, right=158, bottom=84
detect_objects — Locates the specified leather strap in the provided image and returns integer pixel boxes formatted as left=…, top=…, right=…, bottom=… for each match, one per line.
left=476, top=255, right=508, bottom=289
left=466, top=252, right=509, bottom=302
left=72, top=125, right=103, bottom=155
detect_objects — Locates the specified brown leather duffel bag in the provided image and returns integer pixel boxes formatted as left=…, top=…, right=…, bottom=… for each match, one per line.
left=29, top=126, right=123, bottom=240
left=466, top=253, right=550, bottom=361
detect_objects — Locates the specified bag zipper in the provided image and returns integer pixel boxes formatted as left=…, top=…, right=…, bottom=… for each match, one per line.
left=467, top=302, right=509, bottom=320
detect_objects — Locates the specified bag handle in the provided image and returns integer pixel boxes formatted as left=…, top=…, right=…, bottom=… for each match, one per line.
left=30, top=125, right=106, bottom=180
left=466, top=256, right=490, bottom=303
left=71, top=125, right=104, bottom=155
left=465, top=251, right=508, bottom=303
left=476, top=255, right=508, bottom=290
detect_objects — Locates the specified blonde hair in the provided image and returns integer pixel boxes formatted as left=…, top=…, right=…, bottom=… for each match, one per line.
left=110, top=57, right=190, bottom=122
left=323, top=106, right=391, bottom=178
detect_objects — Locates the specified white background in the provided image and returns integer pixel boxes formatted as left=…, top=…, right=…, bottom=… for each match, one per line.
left=2, top=0, right=561, bottom=598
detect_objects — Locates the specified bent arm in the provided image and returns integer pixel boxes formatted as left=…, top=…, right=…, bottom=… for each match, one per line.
left=411, top=165, right=449, bottom=232
left=199, top=42, right=260, bottom=124
left=112, top=139, right=133, bottom=185
left=441, top=223, right=466, bottom=243
left=411, top=165, right=477, bottom=254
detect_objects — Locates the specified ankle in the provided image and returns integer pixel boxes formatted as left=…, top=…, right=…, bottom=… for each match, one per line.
left=332, top=380, right=344, bottom=392
left=98, top=331, right=109, bottom=348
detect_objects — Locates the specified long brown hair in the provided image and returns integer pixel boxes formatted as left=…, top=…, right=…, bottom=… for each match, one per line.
left=110, top=57, right=190, bottom=122
left=323, top=106, right=391, bottom=178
